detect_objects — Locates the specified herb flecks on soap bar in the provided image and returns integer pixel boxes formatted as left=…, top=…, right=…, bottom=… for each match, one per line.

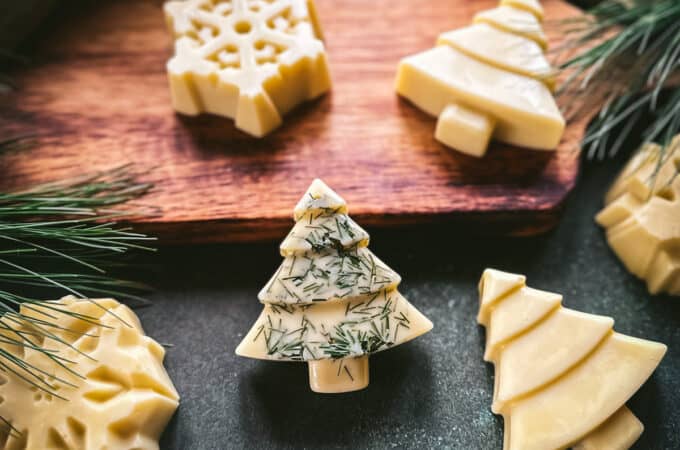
left=237, top=179, right=433, bottom=393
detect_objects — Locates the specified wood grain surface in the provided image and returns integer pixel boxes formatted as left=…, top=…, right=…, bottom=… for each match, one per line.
left=0, top=0, right=588, bottom=243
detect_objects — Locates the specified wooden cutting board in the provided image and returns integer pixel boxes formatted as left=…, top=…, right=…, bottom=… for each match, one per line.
left=0, top=0, right=588, bottom=243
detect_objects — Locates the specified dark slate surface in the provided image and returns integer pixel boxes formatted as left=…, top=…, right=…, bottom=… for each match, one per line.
left=138, top=157, right=679, bottom=450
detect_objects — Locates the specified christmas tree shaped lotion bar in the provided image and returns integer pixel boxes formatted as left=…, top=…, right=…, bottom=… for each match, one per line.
left=396, top=0, right=564, bottom=157
left=236, top=179, right=433, bottom=393
left=478, top=269, right=667, bottom=450
left=165, top=0, right=331, bottom=137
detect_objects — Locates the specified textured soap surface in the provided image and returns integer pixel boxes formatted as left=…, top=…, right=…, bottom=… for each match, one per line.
left=596, top=136, right=680, bottom=296
left=0, top=296, right=179, bottom=450
left=478, top=269, right=667, bottom=450
left=237, top=179, right=432, bottom=364
left=165, top=0, right=331, bottom=137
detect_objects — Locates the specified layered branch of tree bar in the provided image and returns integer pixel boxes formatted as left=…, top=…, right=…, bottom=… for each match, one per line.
left=237, top=179, right=432, bottom=393
left=478, top=269, right=666, bottom=450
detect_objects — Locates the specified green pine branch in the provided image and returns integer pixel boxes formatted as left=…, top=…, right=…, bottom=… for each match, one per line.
left=557, top=0, right=680, bottom=160
left=0, top=162, right=157, bottom=432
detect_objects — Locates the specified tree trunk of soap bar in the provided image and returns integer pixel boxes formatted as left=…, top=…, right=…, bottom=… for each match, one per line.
left=435, top=103, right=495, bottom=157
left=308, top=356, right=369, bottom=393
left=572, top=406, right=644, bottom=450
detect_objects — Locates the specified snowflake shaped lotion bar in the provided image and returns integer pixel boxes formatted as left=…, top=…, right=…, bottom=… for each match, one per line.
left=165, top=0, right=331, bottom=137
left=0, top=297, right=179, bottom=450
left=596, top=135, right=680, bottom=296
left=395, top=0, right=564, bottom=157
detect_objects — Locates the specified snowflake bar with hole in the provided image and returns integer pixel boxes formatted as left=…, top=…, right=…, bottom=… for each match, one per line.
left=165, top=0, right=331, bottom=137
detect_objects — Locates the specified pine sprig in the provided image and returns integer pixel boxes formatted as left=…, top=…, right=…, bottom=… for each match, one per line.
left=0, top=165, right=156, bottom=302
left=557, top=0, right=680, bottom=160
left=0, top=135, right=34, bottom=153
left=0, top=163, right=156, bottom=430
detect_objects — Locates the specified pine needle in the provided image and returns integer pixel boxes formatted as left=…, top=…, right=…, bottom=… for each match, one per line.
left=556, top=0, right=680, bottom=160
left=0, top=135, right=35, bottom=154
left=0, top=163, right=156, bottom=433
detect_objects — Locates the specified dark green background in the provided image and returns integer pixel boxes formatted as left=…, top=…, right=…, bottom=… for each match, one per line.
left=138, top=157, right=679, bottom=449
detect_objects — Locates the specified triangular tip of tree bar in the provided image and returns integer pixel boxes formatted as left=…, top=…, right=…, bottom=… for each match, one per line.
left=294, top=179, right=348, bottom=221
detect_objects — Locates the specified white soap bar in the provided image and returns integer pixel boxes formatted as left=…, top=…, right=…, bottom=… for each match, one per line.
left=604, top=141, right=679, bottom=204
left=395, top=0, right=562, bottom=156
left=438, top=23, right=554, bottom=89
left=165, top=0, right=331, bottom=137
left=474, top=6, right=548, bottom=50
left=396, top=45, right=564, bottom=151
left=0, top=296, right=179, bottom=450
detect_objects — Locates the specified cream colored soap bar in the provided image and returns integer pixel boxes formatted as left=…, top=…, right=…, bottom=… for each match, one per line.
left=435, top=104, right=495, bottom=157
left=477, top=269, right=667, bottom=450
left=395, top=0, right=563, bottom=157
left=396, top=45, right=564, bottom=151
left=473, top=6, right=547, bottom=50
left=438, top=23, right=554, bottom=90
left=0, top=296, right=179, bottom=450
left=237, top=179, right=433, bottom=393
left=597, top=135, right=680, bottom=296
left=165, top=0, right=331, bottom=137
